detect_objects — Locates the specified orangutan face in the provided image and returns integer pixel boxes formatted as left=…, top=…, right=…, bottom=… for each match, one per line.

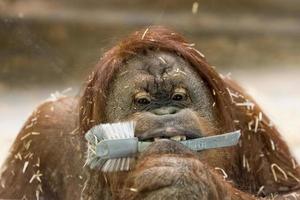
left=104, top=51, right=231, bottom=199
left=105, top=51, right=220, bottom=140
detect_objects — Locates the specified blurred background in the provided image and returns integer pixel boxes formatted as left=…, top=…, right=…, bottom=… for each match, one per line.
left=0, top=0, right=299, bottom=165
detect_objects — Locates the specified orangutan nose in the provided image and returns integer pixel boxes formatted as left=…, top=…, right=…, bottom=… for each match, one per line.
left=152, top=106, right=179, bottom=115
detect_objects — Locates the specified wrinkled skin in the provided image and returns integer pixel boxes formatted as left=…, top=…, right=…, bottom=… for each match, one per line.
left=105, top=51, right=233, bottom=199
left=121, top=140, right=230, bottom=200
left=0, top=50, right=298, bottom=200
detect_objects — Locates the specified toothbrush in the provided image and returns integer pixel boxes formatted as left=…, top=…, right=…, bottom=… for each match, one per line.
left=85, top=121, right=241, bottom=172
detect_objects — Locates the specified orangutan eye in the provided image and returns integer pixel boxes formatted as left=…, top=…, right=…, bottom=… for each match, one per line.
left=135, top=93, right=151, bottom=105
left=172, top=88, right=187, bottom=101
left=136, top=97, right=151, bottom=105
left=172, top=93, right=185, bottom=101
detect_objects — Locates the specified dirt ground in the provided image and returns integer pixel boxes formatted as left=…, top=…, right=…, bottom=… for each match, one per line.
left=0, top=67, right=299, bottom=165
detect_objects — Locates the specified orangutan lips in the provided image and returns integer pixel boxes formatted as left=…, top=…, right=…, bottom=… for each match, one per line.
left=85, top=121, right=241, bottom=172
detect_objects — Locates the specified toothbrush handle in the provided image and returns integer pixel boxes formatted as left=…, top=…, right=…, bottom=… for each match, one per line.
left=138, top=141, right=152, bottom=152
left=95, top=131, right=240, bottom=159
left=180, top=130, right=241, bottom=151
left=137, top=130, right=240, bottom=153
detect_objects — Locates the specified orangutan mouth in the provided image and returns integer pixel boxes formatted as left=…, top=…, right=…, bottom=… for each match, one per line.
left=139, top=127, right=201, bottom=142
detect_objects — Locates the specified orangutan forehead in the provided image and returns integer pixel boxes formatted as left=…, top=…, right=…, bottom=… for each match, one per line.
left=116, top=51, right=203, bottom=92
left=123, top=51, right=190, bottom=77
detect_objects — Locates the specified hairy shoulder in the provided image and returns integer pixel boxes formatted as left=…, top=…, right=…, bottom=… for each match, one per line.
left=21, top=97, right=79, bottom=137
left=0, top=97, right=84, bottom=199
left=7, top=96, right=81, bottom=160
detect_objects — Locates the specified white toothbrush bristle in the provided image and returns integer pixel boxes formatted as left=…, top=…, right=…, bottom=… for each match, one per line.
left=110, top=159, right=117, bottom=172
left=100, top=157, right=134, bottom=172
left=101, top=122, right=135, bottom=139
left=120, top=158, right=125, bottom=171
left=102, top=159, right=112, bottom=172
left=125, top=158, right=130, bottom=171
left=85, top=121, right=136, bottom=172
left=115, top=158, right=121, bottom=171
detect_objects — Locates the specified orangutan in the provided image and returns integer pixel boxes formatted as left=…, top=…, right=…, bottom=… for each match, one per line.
left=0, top=26, right=299, bottom=200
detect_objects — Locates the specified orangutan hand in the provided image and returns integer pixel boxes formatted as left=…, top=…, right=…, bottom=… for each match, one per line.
left=121, top=140, right=231, bottom=200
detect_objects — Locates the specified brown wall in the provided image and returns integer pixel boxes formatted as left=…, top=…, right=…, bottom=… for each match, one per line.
left=0, top=0, right=300, bottom=87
